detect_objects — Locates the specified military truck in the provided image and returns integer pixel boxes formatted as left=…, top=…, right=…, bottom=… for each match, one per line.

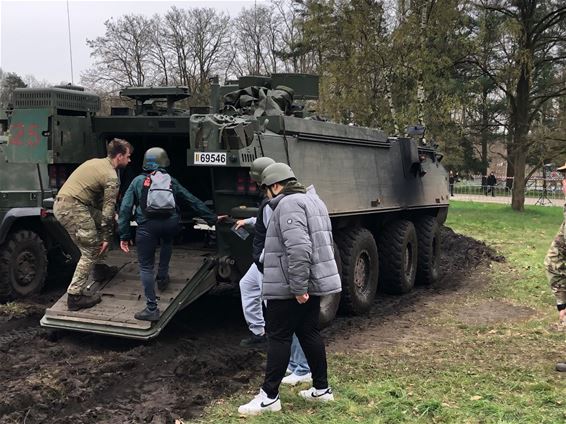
left=0, top=86, right=100, bottom=298
left=5, top=75, right=448, bottom=339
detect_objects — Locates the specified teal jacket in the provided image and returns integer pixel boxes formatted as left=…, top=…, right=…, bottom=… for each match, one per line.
left=118, top=171, right=216, bottom=241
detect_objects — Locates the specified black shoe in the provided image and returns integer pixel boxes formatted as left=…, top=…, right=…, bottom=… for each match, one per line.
left=156, top=275, right=170, bottom=291
left=240, top=333, right=267, bottom=348
left=92, top=264, right=119, bottom=282
left=134, top=307, right=160, bottom=322
left=556, top=362, right=566, bottom=372
left=67, top=293, right=102, bottom=311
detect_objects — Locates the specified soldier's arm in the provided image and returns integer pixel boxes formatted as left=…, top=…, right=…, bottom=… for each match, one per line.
left=101, top=175, right=120, bottom=242
left=172, top=178, right=217, bottom=225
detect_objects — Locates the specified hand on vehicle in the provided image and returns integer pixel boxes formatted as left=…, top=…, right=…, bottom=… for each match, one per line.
left=235, top=219, right=246, bottom=230
left=99, top=241, right=109, bottom=255
left=295, top=293, right=309, bottom=304
left=120, top=240, right=131, bottom=253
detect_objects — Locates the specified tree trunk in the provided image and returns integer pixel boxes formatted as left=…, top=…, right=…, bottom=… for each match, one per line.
left=511, top=146, right=526, bottom=211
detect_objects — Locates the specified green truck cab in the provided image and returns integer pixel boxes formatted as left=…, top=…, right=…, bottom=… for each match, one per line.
left=0, top=86, right=99, bottom=298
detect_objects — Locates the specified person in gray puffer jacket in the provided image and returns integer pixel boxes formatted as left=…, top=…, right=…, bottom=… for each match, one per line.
left=238, top=162, right=341, bottom=416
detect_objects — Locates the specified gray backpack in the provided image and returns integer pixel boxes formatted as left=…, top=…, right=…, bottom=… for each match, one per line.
left=140, top=171, right=176, bottom=217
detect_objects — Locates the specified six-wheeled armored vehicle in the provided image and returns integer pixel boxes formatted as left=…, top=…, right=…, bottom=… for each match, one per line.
left=2, top=75, right=449, bottom=339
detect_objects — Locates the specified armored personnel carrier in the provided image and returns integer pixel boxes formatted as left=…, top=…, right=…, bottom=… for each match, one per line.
left=5, top=75, right=448, bottom=339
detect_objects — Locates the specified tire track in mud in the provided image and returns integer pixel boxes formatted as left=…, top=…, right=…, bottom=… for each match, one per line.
left=0, top=226, right=500, bottom=423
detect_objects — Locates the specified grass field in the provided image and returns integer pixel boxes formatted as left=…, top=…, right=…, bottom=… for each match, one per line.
left=191, top=201, right=566, bottom=424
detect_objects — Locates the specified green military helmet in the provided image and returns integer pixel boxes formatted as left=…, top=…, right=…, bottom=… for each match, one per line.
left=261, top=162, right=296, bottom=187
left=249, top=157, right=275, bottom=182
left=143, top=147, right=170, bottom=171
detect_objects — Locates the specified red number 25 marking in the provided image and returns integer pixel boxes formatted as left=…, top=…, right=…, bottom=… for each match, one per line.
left=9, top=122, right=41, bottom=147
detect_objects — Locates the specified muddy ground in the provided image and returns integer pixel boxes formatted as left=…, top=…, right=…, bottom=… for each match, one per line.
left=0, top=228, right=506, bottom=424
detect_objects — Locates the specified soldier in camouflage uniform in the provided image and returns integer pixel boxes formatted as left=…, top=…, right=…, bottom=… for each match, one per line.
left=54, top=139, right=133, bottom=311
left=544, top=161, right=566, bottom=371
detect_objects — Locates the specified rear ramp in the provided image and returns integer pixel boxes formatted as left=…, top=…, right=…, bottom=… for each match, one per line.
left=40, top=248, right=217, bottom=340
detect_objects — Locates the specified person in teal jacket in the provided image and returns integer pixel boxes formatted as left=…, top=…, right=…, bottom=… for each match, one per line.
left=118, top=147, right=217, bottom=321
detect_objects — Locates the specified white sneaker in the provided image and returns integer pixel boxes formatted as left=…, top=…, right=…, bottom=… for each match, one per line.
left=299, top=387, right=334, bottom=402
left=281, top=372, right=313, bottom=386
left=238, top=389, right=282, bottom=416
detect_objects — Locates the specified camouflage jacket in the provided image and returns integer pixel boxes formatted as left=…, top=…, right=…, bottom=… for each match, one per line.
left=57, top=157, right=119, bottom=242
left=544, top=203, right=566, bottom=304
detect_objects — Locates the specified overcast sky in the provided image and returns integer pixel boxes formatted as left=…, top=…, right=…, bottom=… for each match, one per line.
left=0, top=0, right=263, bottom=85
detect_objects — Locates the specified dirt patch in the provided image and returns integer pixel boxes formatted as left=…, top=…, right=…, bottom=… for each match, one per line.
left=457, top=300, right=536, bottom=325
left=326, top=227, right=507, bottom=353
left=0, top=226, right=515, bottom=423
left=0, top=296, right=264, bottom=424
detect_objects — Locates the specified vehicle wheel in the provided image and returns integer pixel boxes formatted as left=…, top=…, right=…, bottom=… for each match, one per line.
left=318, top=243, right=342, bottom=328
left=415, top=216, right=441, bottom=285
left=0, top=230, right=48, bottom=299
left=377, top=220, right=417, bottom=294
left=335, top=228, right=379, bottom=315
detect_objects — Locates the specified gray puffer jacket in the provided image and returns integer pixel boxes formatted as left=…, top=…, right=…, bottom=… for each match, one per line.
left=262, top=185, right=342, bottom=299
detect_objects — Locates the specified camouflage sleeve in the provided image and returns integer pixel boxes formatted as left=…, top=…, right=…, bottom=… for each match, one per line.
left=101, top=176, right=119, bottom=242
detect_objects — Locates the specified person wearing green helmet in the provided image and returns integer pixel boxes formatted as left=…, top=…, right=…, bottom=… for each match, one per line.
left=234, top=157, right=275, bottom=347
left=238, top=162, right=341, bottom=416
left=118, top=147, right=218, bottom=322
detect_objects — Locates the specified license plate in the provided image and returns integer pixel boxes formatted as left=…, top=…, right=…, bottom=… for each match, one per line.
left=194, top=152, right=227, bottom=166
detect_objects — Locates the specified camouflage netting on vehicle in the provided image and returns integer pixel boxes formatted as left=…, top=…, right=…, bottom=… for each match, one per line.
left=222, top=85, right=294, bottom=117
left=190, top=114, right=259, bottom=150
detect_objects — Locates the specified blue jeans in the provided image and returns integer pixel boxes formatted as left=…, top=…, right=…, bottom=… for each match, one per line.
left=135, top=216, right=179, bottom=310
left=289, top=334, right=311, bottom=376
left=239, top=263, right=265, bottom=336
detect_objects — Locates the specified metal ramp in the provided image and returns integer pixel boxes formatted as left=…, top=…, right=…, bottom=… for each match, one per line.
left=40, top=248, right=217, bottom=340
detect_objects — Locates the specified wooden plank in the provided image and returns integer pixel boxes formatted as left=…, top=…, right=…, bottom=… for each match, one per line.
left=43, top=247, right=213, bottom=330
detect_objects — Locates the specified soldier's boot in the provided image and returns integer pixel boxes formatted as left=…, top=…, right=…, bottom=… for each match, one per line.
left=92, top=264, right=119, bottom=282
left=555, top=362, right=566, bottom=372
left=67, top=293, right=102, bottom=311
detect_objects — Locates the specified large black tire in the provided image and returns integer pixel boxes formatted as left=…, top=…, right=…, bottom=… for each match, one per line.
left=0, top=230, right=48, bottom=299
left=318, top=243, right=342, bottom=328
left=415, top=216, right=441, bottom=285
left=335, top=228, right=379, bottom=315
left=378, top=220, right=417, bottom=294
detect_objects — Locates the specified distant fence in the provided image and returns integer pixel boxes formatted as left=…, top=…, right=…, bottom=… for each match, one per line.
left=452, top=176, right=564, bottom=201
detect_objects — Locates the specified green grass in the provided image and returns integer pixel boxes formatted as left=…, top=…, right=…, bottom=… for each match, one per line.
left=189, top=201, right=566, bottom=424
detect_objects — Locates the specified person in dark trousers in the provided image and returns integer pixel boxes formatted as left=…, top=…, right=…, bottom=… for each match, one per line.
left=486, top=172, right=497, bottom=196
left=118, top=147, right=217, bottom=321
left=449, top=171, right=455, bottom=197
left=238, top=163, right=341, bottom=416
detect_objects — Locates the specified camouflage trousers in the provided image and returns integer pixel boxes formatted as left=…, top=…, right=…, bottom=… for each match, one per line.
left=544, top=221, right=566, bottom=305
left=54, top=197, right=106, bottom=295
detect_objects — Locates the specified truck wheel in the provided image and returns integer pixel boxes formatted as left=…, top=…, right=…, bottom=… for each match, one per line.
left=378, top=220, right=417, bottom=294
left=415, top=216, right=440, bottom=285
left=318, top=243, right=342, bottom=328
left=335, top=228, right=379, bottom=315
left=0, top=230, right=48, bottom=298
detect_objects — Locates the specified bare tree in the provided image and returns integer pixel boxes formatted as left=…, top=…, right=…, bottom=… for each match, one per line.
left=186, top=8, right=231, bottom=101
left=83, top=14, right=155, bottom=90
left=231, top=4, right=281, bottom=75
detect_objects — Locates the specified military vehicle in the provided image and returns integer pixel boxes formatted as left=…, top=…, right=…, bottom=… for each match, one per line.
left=0, top=86, right=100, bottom=298
left=4, top=75, right=448, bottom=339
